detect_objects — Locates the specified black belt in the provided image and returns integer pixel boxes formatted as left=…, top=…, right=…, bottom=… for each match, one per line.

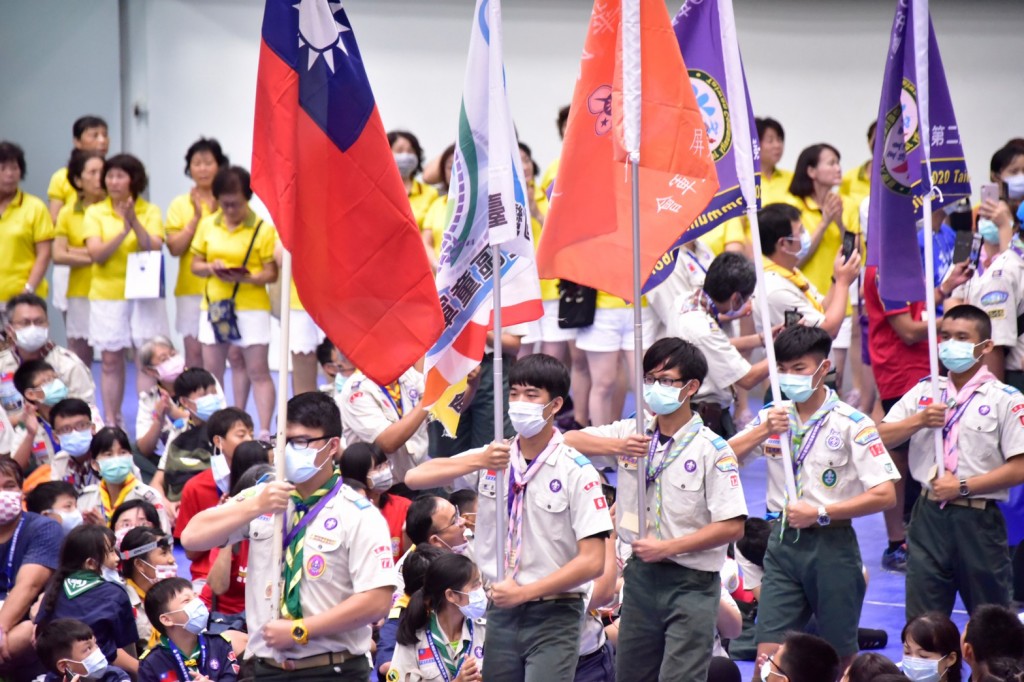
left=578, top=644, right=606, bottom=664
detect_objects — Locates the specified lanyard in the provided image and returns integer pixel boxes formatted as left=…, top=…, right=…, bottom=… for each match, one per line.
left=645, top=418, right=704, bottom=487
left=425, top=619, right=473, bottom=682
left=789, top=390, right=839, bottom=471
left=682, top=248, right=709, bottom=275
left=505, top=434, right=561, bottom=575
left=2, top=515, right=25, bottom=594
left=939, top=388, right=978, bottom=443
left=167, top=635, right=206, bottom=681
left=380, top=382, right=404, bottom=418
left=282, top=478, right=344, bottom=549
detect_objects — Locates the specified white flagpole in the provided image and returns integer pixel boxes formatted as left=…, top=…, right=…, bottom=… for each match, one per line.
left=270, top=248, right=291, bottom=645
left=718, top=0, right=798, bottom=501
left=622, top=0, right=647, bottom=537
left=911, top=0, right=945, bottom=474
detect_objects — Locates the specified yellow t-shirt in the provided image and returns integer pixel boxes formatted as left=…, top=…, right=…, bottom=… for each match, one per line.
left=408, top=179, right=439, bottom=230
left=761, top=167, right=795, bottom=208
left=166, top=193, right=215, bottom=297
left=191, top=210, right=278, bottom=312
left=527, top=186, right=560, bottom=302
left=840, top=162, right=871, bottom=210
left=83, top=197, right=164, bottom=301
left=290, top=280, right=305, bottom=311
left=47, top=167, right=78, bottom=207
left=422, top=195, right=449, bottom=260
left=55, top=201, right=92, bottom=299
left=787, top=194, right=861, bottom=302
left=0, top=190, right=55, bottom=301
left=697, top=168, right=794, bottom=255
left=540, top=157, right=560, bottom=197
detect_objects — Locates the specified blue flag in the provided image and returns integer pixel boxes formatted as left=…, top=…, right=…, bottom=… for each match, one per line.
left=867, top=0, right=971, bottom=301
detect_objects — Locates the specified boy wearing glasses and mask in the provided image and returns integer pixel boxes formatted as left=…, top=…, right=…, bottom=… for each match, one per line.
left=878, top=304, right=1024, bottom=621
left=179, top=392, right=396, bottom=681
left=404, top=354, right=613, bottom=682
left=728, top=325, right=898, bottom=674
left=564, top=337, right=748, bottom=681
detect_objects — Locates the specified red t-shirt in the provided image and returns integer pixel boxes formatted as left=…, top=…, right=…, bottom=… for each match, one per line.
left=864, top=265, right=931, bottom=401
left=379, top=494, right=411, bottom=562
left=174, top=469, right=220, bottom=581
left=199, top=539, right=248, bottom=615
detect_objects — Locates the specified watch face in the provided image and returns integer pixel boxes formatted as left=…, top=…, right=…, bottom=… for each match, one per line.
left=292, top=626, right=304, bottom=637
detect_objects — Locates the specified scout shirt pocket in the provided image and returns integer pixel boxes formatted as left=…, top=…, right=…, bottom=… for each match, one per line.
left=807, top=448, right=852, bottom=499
left=532, top=482, right=569, bottom=515
left=662, top=454, right=707, bottom=520
left=300, top=506, right=346, bottom=584
left=959, top=406, right=1002, bottom=477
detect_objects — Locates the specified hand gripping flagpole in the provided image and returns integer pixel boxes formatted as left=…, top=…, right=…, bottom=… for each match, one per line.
left=912, top=0, right=945, bottom=475
left=271, top=248, right=292, bottom=639
left=718, top=0, right=798, bottom=502
left=622, top=0, right=648, bottom=537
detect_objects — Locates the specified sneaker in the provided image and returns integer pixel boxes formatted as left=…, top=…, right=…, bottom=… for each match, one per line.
left=857, top=627, right=888, bottom=650
left=882, top=544, right=908, bottom=573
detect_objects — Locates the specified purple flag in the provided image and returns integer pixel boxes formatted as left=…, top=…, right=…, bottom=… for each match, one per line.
left=645, top=0, right=760, bottom=291
left=867, top=0, right=971, bottom=301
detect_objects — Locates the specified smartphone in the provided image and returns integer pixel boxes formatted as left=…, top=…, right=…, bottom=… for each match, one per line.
left=222, top=267, right=251, bottom=276
left=951, top=231, right=982, bottom=268
left=841, top=231, right=858, bottom=261
left=981, top=183, right=1001, bottom=205
left=784, top=309, right=802, bottom=328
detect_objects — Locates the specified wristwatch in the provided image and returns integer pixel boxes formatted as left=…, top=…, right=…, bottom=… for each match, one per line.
left=816, top=505, right=831, bottom=527
left=291, top=619, right=309, bottom=646
left=959, top=477, right=970, bottom=498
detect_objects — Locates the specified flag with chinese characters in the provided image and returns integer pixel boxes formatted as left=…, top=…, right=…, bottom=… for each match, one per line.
left=423, top=0, right=543, bottom=436
left=251, top=0, right=443, bottom=385
left=646, top=0, right=760, bottom=291
left=536, top=0, right=719, bottom=302
left=867, top=0, right=970, bottom=301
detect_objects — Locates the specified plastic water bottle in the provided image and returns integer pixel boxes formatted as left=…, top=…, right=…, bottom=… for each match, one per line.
left=0, top=373, right=23, bottom=414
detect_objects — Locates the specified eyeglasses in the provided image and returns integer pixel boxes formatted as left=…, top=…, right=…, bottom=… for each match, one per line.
left=765, top=654, right=788, bottom=679
left=436, top=506, right=465, bottom=534
left=285, top=435, right=335, bottom=449
left=55, top=422, right=93, bottom=437
left=642, top=375, right=687, bottom=387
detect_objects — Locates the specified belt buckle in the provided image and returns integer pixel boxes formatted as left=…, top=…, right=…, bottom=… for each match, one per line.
left=282, top=660, right=296, bottom=672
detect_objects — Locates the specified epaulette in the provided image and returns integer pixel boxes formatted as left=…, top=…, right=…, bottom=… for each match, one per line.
left=341, top=484, right=373, bottom=510
left=1002, top=385, right=1022, bottom=396
left=834, top=402, right=867, bottom=423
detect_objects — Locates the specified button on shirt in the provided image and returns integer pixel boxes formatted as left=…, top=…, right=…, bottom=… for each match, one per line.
left=970, top=248, right=1024, bottom=372
left=739, top=401, right=899, bottom=513
left=583, top=416, right=748, bottom=572
left=240, top=483, right=397, bottom=659
left=883, top=377, right=1024, bottom=501
left=666, top=308, right=749, bottom=408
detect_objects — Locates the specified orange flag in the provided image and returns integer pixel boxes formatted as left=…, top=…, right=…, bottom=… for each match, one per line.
left=537, top=0, right=719, bottom=302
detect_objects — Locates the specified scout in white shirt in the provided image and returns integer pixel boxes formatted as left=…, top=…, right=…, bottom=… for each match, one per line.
left=645, top=239, right=715, bottom=338
left=878, top=304, right=1024, bottom=621
left=338, top=367, right=429, bottom=484
left=967, top=239, right=1024, bottom=389
left=728, top=325, right=898, bottom=671
left=565, top=338, right=747, bottom=682
left=180, top=392, right=396, bottom=681
left=664, top=252, right=770, bottom=437
left=404, top=354, right=613, bottom=682
left=752, top=203, right=859, bottom=336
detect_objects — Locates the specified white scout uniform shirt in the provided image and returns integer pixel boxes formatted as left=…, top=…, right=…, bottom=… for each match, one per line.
left=584, top=415, right=748, bottom=572
left=739, top=396, right=899, bottom=513
left=454, top=431, right=614, bottom=588
left=970, top=247, right=1024, bottom=372
left=646, top=241, right=715, bottom=333
left=0, top=406, right=11, bottom=455
left=883, top=376, right=1024, bottom=501
left=232, top=482, right=397, bottom=659
left=578, top=583, right=607, bottom=657
left=77, top=479, right=171, bottom=533
left=0, top=344, right=96, bottom=405
left=666, top=307, right=749, bottom=409
left=387, top=619, right=486, bottom=682
left=752, top=264, right=827, bottom=333
left=140, top=378, right=225, bottom=468
left=338, top=369, right=428, bottom=483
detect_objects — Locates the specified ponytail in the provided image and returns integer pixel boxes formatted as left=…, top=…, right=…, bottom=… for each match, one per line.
left=396, top=588, right=429, bottom=646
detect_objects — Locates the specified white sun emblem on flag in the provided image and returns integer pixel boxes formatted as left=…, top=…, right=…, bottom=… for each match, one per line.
left=294, top=0, right=350, bottom=73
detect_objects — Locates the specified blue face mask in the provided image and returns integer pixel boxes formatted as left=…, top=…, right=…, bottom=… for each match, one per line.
left=59, top=429, right=93, bottom=458
left=285, top=440, right=332, bottom=484
left=938, top=339, right=981, bottom=373
left=41, top=379, right=68, bottom=406
left=643, top=381, right=692, bottom=416
left=98, top=455, right=133, bottom=484
left=193, top=394, right=225, bottom=421
left=783, top=230, right=812, bottom=260
left=978, top=218, right=1000, bottom=244
left=778, top=361, right=825, bottom=403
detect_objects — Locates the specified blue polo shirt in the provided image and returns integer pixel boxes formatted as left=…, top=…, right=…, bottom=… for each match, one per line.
left=138, top=633, right=238, bottom=682
left=0, top=512, right=62, bottom=599
left=36, top=575, right=138, bottom=663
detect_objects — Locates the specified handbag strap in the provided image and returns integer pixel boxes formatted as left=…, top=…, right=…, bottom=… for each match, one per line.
left=205, top=219, right=263, bottom=305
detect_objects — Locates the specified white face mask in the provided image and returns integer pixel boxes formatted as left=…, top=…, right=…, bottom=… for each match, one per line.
left=14, top=324, right=48, bottom=352
left=209, top=450, right=231, bottom=492
left=901, top=653, right=946, bottom=681
left=368, top=467, right=394, bottom=491
left=54, top=509, right=84, bottom=533
left=507, top=400, right=553, bottom=438
left=63, top=647, right=109, bottom=679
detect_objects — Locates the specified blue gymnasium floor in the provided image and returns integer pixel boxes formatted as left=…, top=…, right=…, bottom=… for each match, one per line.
left=95, top=362, right=969, bottom=675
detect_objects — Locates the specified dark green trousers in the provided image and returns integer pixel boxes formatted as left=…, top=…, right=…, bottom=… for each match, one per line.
left=483, top=598, right=585, bottom=682
left=253, top=655, right=368, bottom=681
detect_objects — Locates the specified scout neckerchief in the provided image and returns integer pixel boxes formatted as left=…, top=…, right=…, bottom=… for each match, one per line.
left=162, top=633, right=207, bottom=681
left=763, top=258, right=825, bottom=314
left=646, top=414, right=704, bottom=539
left=281, top=471, right=343, bottom=619
left=425, top=612, right=473, bottom=682
left=940, top=367, right=996, bottom=475
left=782, top=388, right=839, bottom=533
left=63, top=569, right=105, bottom=599
left=0, top=514, right=25, bottom=596
left=127, top=578, right=162, bottom=649
left=65, top=454, right=99, bottom=490
left=99, top=474, right=138, bottom=520
left=505, top=431, right=562, bottom=577
left=684, top=289, right=720, bottom=319
left=382, top=381, right=404, bottom=417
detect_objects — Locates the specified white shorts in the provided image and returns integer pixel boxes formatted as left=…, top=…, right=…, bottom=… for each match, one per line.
left=833, top=315, right=853, bottom=350
left=198, top=309, right=272, bottom=347
left=175, top=295, right=202, bottom=339
left=89, top=298, right=171, bottom=352
left=51, top=265, right=70, bottom=312
left=65, top=298, right=90, bottom=341
left=288, top=309, right=325, bottom=354
left=538, top=299, right=576, bottom=344
left=575, top=307, right=656, bottom=353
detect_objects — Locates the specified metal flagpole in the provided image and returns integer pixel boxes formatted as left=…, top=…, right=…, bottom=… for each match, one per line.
left=718, top=0, right=797, bottom=500
left=492, top=243, right=507, bottom=581
left=912, top=0, right=945, bottom=474
left=270, top=248, right=292, bottom=635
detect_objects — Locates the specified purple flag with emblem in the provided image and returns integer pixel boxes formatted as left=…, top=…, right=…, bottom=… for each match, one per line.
left=867, top=0, right=971, bottom=301
left=645, top=0, right=760, bottom=291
